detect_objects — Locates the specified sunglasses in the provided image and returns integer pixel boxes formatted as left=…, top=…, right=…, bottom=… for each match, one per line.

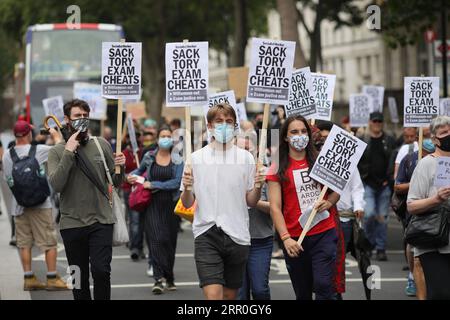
left=372, top=119, right=383, bottom=123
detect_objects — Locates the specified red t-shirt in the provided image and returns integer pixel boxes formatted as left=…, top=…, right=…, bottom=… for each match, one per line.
left=266, top=156, right=336, bottom=237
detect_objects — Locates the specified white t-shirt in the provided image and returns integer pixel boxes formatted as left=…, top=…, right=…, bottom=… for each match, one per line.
left=395, top=142, right=419, bottom=164
left=181, top=144, right=256, bottom=245
left=2, top=144, right=53, bottom=216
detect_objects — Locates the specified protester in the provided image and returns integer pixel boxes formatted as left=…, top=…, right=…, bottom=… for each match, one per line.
left=393, top=127, right=418, bottom=179
left=358, top=111, right=396, bottom=261
left=180, top=103, right=265, bottom=300
left=47, top=99, right=126, bottom=300
left=267, top=115, right=340, bottom=300
left=236, top=135, right=273, bottom=301
left=395, top=139, right=435, bottom=299
left=103, top=126, right=116, bottom=150
left=2, top=121, right=68, bottom=291
left=407, top=116, right=450, bottom=300
left=141, top=119, right=159, bottom=154
left=129, top=126, right=183, bottom=294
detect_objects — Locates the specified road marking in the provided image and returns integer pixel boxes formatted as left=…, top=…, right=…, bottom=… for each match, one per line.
left=33, top=252, right=195, bottom=261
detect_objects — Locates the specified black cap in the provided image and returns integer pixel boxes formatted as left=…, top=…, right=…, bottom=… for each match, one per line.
left=370, top=111, right=384, bottom=122
left=316, top=120, right=334, bottom=132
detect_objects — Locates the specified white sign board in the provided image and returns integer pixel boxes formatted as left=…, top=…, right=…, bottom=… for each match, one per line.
left=203, top=90, right=240, bottom=132
left=127, top=114, right=139, bottom=154
left=388, top=97, right=399, bottom=124
left=284, top=67, right=317, bottom=119
left=42, top=96, right=65, bottom=125
left=434, top=157, right=450, bottom=187
left=236, top=102, right=248, bottom=123
left=101, top=42, right=142, bottom=100
left=403, top=77, right=439, bottom=127
left=165, top=41, right=209, bottom=106
left=349, top=93, right=372, bottom=127
left=309, top=125, right=367, bottom=194
left=73, top=82, right=107, bottom=120
left=246, top=38, right=295, bottom=105
left=311, top=73, right=336, bottom=121
left=440, top=98, right=450, bottom=116
left=363, top=85, right=384, bottom=113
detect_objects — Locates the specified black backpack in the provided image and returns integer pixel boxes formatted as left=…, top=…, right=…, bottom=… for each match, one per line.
left=9, top=145, right=50, bottom=207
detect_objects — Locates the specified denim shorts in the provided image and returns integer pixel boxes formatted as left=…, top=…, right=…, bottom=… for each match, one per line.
left=194, top=225, right=249, bottom=289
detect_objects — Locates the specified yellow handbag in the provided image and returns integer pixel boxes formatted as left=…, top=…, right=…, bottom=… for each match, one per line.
left=174, top=198, right=196, bottom=223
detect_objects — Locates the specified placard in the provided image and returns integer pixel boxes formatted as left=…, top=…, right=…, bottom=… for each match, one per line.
left=228, top=67, right=249, bottom=100
left=284, top=67, right=317, bottom=119
left=388, top=97, right=399, bottom=124
left=203, top=90, right=240, bottom=131
left=311, top=73, right=336, bottom=121
left=42, top=96, right=65, bottom=125
left=349, top=93, right=372, bottom=127
left=403, top=77, right=439, bottom=127
left=363, top=85, right=384, bottom=113
left=73, top=82, right=107, bottom=120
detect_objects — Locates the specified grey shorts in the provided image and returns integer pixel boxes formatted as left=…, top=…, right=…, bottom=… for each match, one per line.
left=194, top=225, right=249, bottom=289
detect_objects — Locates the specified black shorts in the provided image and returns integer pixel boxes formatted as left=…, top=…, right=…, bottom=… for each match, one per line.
left=194, top=225, right=249, bottom=289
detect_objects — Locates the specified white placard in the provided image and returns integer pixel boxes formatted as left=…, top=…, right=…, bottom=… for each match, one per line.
left=388, top=97, right=399, bottom=124
left=73, top=82, right=107, bottom=120
left=311, top=73, right=336, bottom=121
left=349, top=93, right=372, bottom=127
left=284, top=67, right=317, bottom=119
left=309, top=125, right=367, bottom=195
left=236, top=102, right=248, bottom=123
left=440, top=98, right=450, bottom=116
left=165, top=41, right=209, bottom=107
left=363, top=85, right=385, bottom=113
left=127, top=114, right=139, bottom=154
left=434, top=157, right=450, bottom=187
left=42, top=96, right=65, bottom=125
left=246, top=38, right=295, bottom=105
left=403, top=77, right=439, bottom=127
left=101, top=42, right=142, bottom=100
left=203, top=90, right=240, bottom=132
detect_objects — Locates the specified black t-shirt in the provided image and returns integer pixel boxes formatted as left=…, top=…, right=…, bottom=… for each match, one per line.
left=367, top=136, right=389, bottom=190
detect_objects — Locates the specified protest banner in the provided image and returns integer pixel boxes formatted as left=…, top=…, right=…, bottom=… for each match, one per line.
left=101, top=40, right=142, bottom=173
left=126, top=101, right=147, bottom=120
left=126, top=114, right=140, bottom=166
left=246, top=38, right=295, bottom=187
left=388, top=97, right=400, bottom=124
left=311, top=73, right=336, bottom=121
left=236, top=102, right=248, bottom=123
left=349, top=93, right=372, bottom=127
left=42, top=96, right=65, bottom=126
left=228, top=67, right=249, bottom=100
left=284, top=67, right=317, bottom=119
left=363, top=85, right=385, bottom=113
left=165, top=41, right=209, bottom=106
left=298, top=125, right=367, bottom=246
left=440, top=98, right=450, bottom=116
left=203, top=90, right=240, bottom=132
left=434, top=157, right=450, bottom=187
left=73, top=82, right=107, bottom=120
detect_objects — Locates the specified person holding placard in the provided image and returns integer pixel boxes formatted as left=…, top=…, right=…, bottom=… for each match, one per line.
left=266, top=115, right=340, bottom=300
left=407, top=116, right=450, bottom=300
left=180, top=103, right=265, bottom=300
left=358, top=112, right=396, bottom=261
left=128, top=126, right=183, bottom=294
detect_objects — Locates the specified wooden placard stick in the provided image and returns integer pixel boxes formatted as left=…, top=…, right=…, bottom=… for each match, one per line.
left=297, top=185, right=329, bottom=246
left=115, top=38, right=126, bottom=174
left=256, top=103, right=270, bottom=188
left=418, top=74, right=425, bottom=161
left=134, top=152, right=140, bottom=168
left=183, top=39, right=193, bottom=191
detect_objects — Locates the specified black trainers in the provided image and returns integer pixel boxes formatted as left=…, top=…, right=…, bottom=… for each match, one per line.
left=376, top=250, right=388, bottom=261
left=166, top=281, right=177, bottom=291
left=130, top=251, right=139, bottom=261
left=152, top=281, right=164, bottom=295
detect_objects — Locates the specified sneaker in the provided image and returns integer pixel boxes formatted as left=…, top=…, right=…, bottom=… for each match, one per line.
left=152, top=280, right=164, bottom=295
left=46, top=275, right=69, bottom=291
left=376, top=250, right=388, bottom=261
left=24, top=275, right=46, bottom=291
left=405, top=278, right=417, bottom=297
left=9, top=236, right=16, bottom=247
left=146, top=266, right=153, bottom=277
left=166, top=281, right=177, bottom=291
left=130, top=250, right=139, bottom=261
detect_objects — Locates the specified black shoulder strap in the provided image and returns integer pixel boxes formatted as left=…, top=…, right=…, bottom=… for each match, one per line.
left=28, top=144, right=37, bottom=159
left=9, top=147, right=20, bottom=163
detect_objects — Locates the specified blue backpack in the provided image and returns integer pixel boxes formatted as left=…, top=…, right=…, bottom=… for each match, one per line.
left=9, top=145, right=50, bottom=207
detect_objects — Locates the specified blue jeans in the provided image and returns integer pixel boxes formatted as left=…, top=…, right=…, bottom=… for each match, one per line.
left=238, top=236, right=273, bottom=300
left=363, top=184, right=391, bottom=251
left=123, top=191, right=144, bottom=252
left=340, top=220, right=353, bottom=253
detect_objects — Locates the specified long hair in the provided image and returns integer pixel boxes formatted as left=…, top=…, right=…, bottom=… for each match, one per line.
left=276, top=115, right=318, bottom=182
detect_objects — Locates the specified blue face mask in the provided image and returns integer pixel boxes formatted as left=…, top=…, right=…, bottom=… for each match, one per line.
left=213, top=123, right=235, bottom=144
left=158, top=137, right=173, bottom=149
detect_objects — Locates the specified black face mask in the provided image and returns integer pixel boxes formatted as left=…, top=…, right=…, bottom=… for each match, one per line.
left=437, top=134, right=450, bottom=152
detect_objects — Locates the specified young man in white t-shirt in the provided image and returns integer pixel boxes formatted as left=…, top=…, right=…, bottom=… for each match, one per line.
left=181, top=103, right=265, bottom=300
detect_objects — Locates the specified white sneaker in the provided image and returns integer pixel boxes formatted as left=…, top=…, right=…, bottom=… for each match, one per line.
left=146, top=266, right=153, bottom=277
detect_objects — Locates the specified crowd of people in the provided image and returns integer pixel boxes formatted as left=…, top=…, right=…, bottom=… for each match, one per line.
left=1, top=98, right=449, bottom=300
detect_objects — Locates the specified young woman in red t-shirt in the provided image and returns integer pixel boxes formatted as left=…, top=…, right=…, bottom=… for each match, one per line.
left=267, top=115, right=340, bottom=300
